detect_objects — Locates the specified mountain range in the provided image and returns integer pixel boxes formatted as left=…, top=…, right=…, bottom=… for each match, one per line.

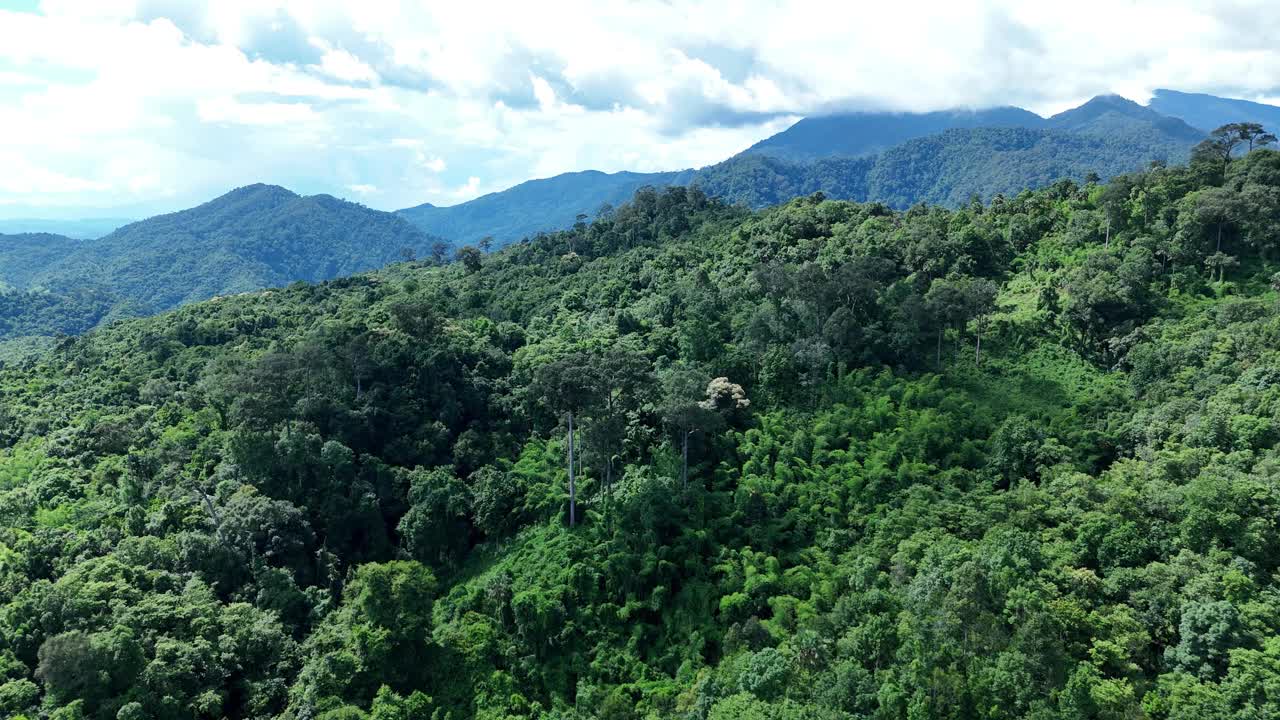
left=2, top=89, right=1276, bottom=355
left=396, top=91, right=1240, bottom=245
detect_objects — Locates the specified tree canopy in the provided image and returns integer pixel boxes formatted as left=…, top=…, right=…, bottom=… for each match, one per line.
left=2, top=148, right=1280, bottom=719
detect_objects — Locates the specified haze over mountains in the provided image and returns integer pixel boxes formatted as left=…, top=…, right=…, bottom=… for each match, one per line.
left=0, top=217, right=134, bottom=239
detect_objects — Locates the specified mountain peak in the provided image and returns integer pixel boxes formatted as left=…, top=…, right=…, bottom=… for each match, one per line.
left=217, top=183, right=300, bottom=203
left=737, top=105, right=1045, bottom=163
left=1082, top=93, right=1139, bottom=107
left=1050, top=94, right=1150, bottom=123
left=1048, top=93, right=1204, bottom=142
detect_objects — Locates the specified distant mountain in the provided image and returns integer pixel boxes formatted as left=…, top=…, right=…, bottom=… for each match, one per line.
left=1147, top=88, right=1280, bottom=134
left=36, top=184, right=437, bottom=311
left=0, top=184, right=441, bottom=346
left=689, top=122, right=1195, bottom=211
left=737, top=106, right=1045, bottom=162
left=0, top=217, right=132, bottom=239
left=1047, top=94, right=1205, bottom=144
left=668, top=95, right=1202, bottom=210
left=396, top=94, right=1216, bottom=246
left=398, top=169, right=683, bottom=246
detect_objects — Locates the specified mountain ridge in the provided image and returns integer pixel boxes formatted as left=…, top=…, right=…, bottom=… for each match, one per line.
left=1148, top=88, right=1280, bottom=134
left=0, top=185, right=444, bottom=349
left=395, top=92, right=1233, bottom=245
left=738, top=105, right=1047, bottom=162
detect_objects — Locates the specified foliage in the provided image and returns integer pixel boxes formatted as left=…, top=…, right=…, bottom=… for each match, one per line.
left=1, top=149, right=1280, bottom=719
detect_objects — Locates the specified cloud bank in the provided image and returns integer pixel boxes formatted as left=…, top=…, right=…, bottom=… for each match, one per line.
left=2, top=0, right=1279, bottom=217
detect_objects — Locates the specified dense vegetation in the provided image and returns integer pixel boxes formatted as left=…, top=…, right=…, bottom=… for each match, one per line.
left=691, top=123, right=1193, bottom=210
left=0, top=288, right=120, bottom=346
left=3, top=133, right=1280, bottom=719
left=0, top=186, right=443, bottom=348
left=862, top=125, right=1191, bottom=208
left=0, top=234, right=83, bottom=288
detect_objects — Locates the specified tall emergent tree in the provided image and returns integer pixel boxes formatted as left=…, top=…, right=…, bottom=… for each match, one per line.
left=533, top=353, right=601, bottom=526
left=659, top=370, right=749, bottom=489
left=582, top=348, right=652, bottom=505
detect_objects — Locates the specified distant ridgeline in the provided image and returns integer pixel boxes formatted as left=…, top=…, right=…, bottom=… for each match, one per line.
left=3, top=143, right=1280, bottom=719
left=396, top=91, right=1280, bottom=246
left=0, top=186, right=446, bottom=356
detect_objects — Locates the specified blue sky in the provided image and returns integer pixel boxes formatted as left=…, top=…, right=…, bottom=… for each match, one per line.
left=1, top=0, right=1279, bottom=220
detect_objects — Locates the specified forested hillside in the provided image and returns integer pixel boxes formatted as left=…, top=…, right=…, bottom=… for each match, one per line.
left=0, top=186, right=443, bottom=349
left=2, top=132, right=1280, bottom=719
left=0, top=233, right=82, bottom=288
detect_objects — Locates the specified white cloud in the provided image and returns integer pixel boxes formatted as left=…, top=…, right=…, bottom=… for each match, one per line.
left=0, top=71, right=43, bottom=87
left=452, top=176, right=481, bottom=198
left=0, top=151, right=111, bottom=195
left=2, top=0, right=1280, bottom=217
left=313, top=48, right=379, bottom=84
left=346, top=183, right=378, bottom=195
left=197, top=96, right=317, bottom=125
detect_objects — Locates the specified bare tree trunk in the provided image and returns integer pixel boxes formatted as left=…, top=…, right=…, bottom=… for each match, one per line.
left=568, top=411, right=576, bottom=527
left=975, top=320, right=983, bottom=366
left=681, top=430, right=690, bottom=490
left=193, top=488, right=227, bottom=545
left=605, top=456, right=613, bottom=521
left=936, top=326, right=943, bottom=368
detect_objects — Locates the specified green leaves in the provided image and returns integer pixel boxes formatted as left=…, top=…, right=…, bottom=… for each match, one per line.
left=4, top=149, right=1280, bottom=719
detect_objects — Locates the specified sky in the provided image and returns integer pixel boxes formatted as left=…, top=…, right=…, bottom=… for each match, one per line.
left=2, top=0, right=1280, bottom=220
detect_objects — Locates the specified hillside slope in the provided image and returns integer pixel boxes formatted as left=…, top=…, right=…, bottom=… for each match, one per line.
left=865, top=125, right=1193, bottom=207
left=3, top=151, right=1280, bottom=719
